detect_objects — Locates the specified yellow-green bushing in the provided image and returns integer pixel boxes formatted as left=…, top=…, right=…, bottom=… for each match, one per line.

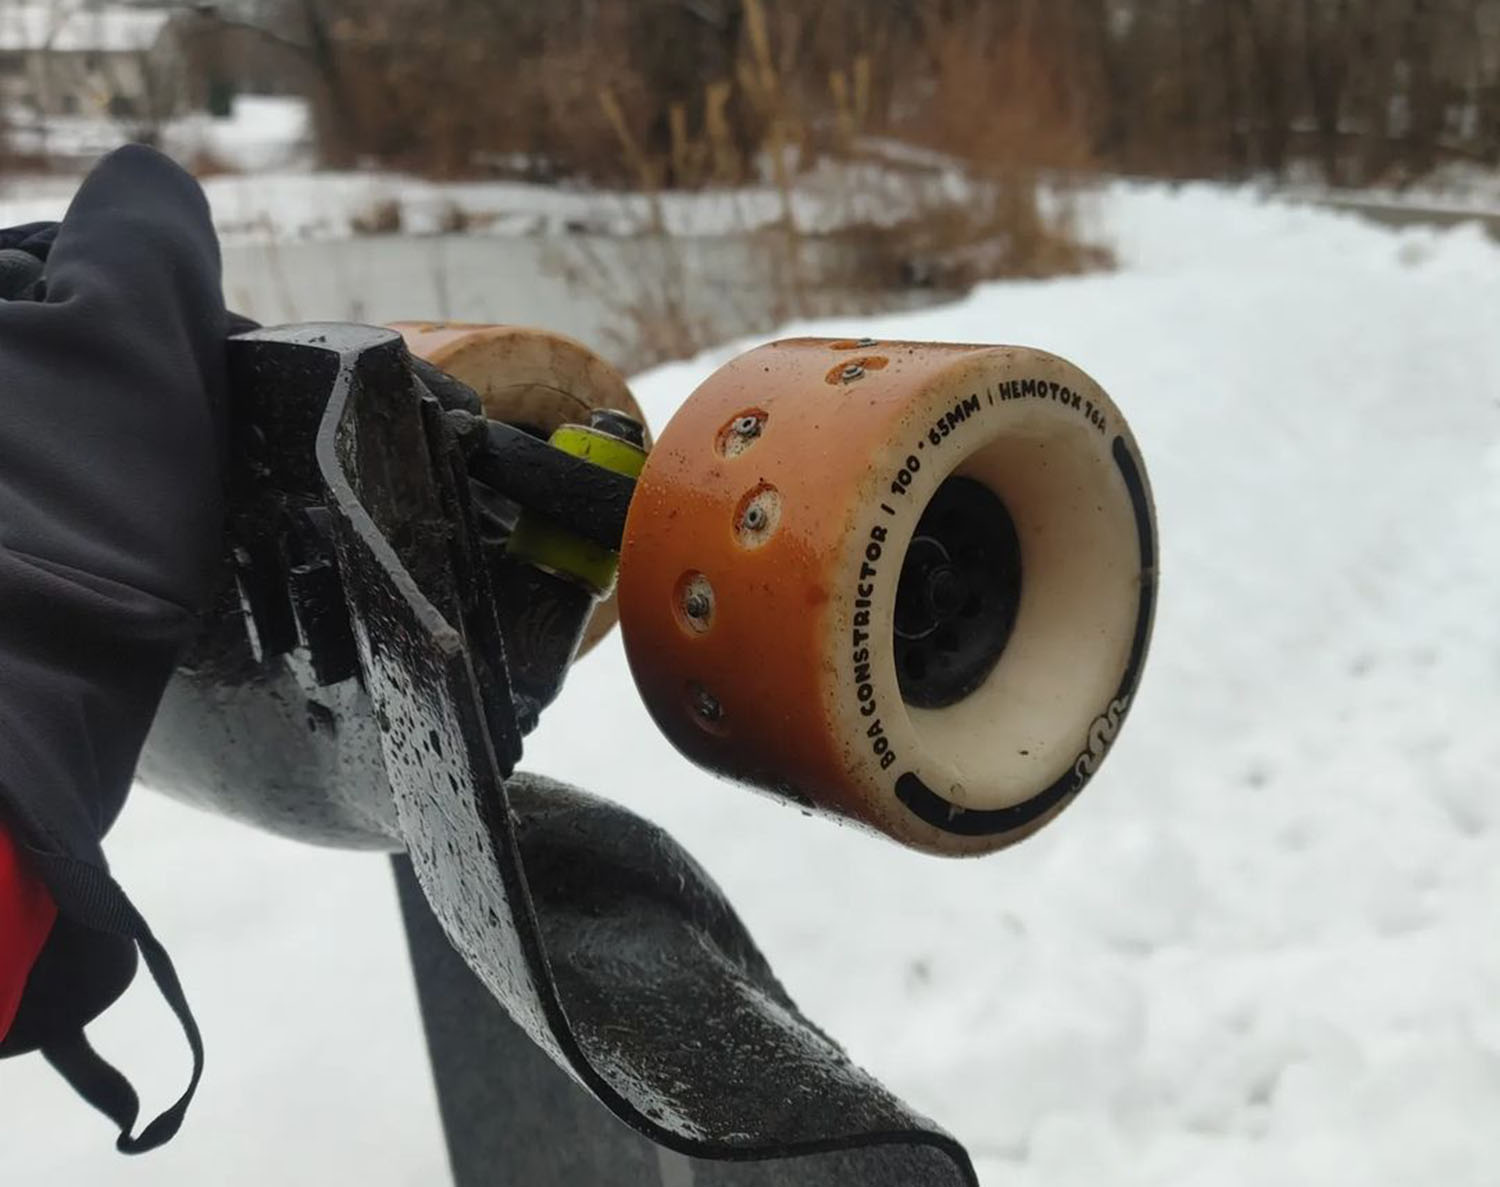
left=507, top=425, right=648, bottom=594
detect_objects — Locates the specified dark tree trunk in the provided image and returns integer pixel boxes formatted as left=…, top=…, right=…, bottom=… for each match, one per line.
left=1304, top=0, right=1354, bottom=185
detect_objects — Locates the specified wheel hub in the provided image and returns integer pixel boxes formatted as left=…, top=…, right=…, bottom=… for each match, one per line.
left=894, top=477, right=1022, bottom=709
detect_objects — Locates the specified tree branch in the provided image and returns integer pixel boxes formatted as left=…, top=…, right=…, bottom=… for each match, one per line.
left=160, top=3, right=316, bottom=58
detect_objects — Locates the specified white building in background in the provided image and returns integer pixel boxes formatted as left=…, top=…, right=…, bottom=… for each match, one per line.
left=0, top=2, right=186, bottom=121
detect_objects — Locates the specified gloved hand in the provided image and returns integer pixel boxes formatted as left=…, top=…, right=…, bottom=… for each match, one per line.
left=0, top=145, right=230, bottom=1152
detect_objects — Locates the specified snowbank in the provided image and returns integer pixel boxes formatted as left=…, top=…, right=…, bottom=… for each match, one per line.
left=164, top=96, right=314, bottom=174
left=3, top=184, right=1498, bottom=1186
left=0, top=149, right=965, bottom=243
left=1283, top=159, right=1500, bottom=220
left=5, top=96, right=314, bottom=176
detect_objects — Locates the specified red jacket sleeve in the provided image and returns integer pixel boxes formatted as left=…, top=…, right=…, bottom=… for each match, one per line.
left=0, top=822, right=56, bottom=1041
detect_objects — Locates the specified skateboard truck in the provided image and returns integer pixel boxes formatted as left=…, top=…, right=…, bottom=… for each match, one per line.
left=222, top=340, right=648, bottom=738
left=459, top=407, right=647, bottom=727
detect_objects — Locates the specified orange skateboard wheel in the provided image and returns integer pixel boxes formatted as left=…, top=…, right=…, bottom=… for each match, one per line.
left=392, top=322, right=649, bottom=657
left=618, top=338, right=1156, bottom=856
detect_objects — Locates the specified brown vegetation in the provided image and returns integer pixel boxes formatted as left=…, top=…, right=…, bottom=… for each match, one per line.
left=531, top=0, right=1114, bottom=372
left=348, top=196, right=404, bottom=235
left=10, top=1, right=1485, bottom=367
left=222, top=0, right=1500, bottom=188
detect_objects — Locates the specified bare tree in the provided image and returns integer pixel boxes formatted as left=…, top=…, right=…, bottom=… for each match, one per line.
left=1303, top=0, right=1356, bottom=183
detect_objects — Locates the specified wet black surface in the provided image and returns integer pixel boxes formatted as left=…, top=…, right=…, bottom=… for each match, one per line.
left=399, top=783, right=975, bottom=1185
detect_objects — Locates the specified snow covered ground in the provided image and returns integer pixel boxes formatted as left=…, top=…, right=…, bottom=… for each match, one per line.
left=0, top=151, right=962, bottom=244
left=1282, top=159, right=1500, bottom=220
left=3, top=184, right=1499, bottom=1185
left=4, top=95, right=315, bottom=175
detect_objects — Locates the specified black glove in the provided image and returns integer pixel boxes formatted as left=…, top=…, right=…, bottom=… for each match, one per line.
left=0, top=221, right=54, bottom=300
left=0, top=145, right=230, bottom=1152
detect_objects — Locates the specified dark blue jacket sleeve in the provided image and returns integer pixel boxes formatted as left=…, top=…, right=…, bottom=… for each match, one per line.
left=0, top=145, right=228, bottom=1151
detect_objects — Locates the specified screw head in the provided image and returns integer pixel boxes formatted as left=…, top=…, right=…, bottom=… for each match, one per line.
left=855, top=337, right=877, bottom=348
left=733, top=415, right=762, bottom=437
left=925, top=565, right=968, bottom=619
left=677, top=573, right=715, bottom=632
left=841, top=363, right=865, bottom=383
left=743, top=505, right=768, bottom=531
left=693, top=686, right=722, bottom=723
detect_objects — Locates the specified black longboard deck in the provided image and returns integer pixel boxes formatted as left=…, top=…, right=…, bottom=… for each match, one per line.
left=226, top=325, right=977, bottom=1185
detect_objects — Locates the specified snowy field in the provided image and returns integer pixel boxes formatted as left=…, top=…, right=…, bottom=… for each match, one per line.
left=3, top=184, right=1499, bottom=1185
